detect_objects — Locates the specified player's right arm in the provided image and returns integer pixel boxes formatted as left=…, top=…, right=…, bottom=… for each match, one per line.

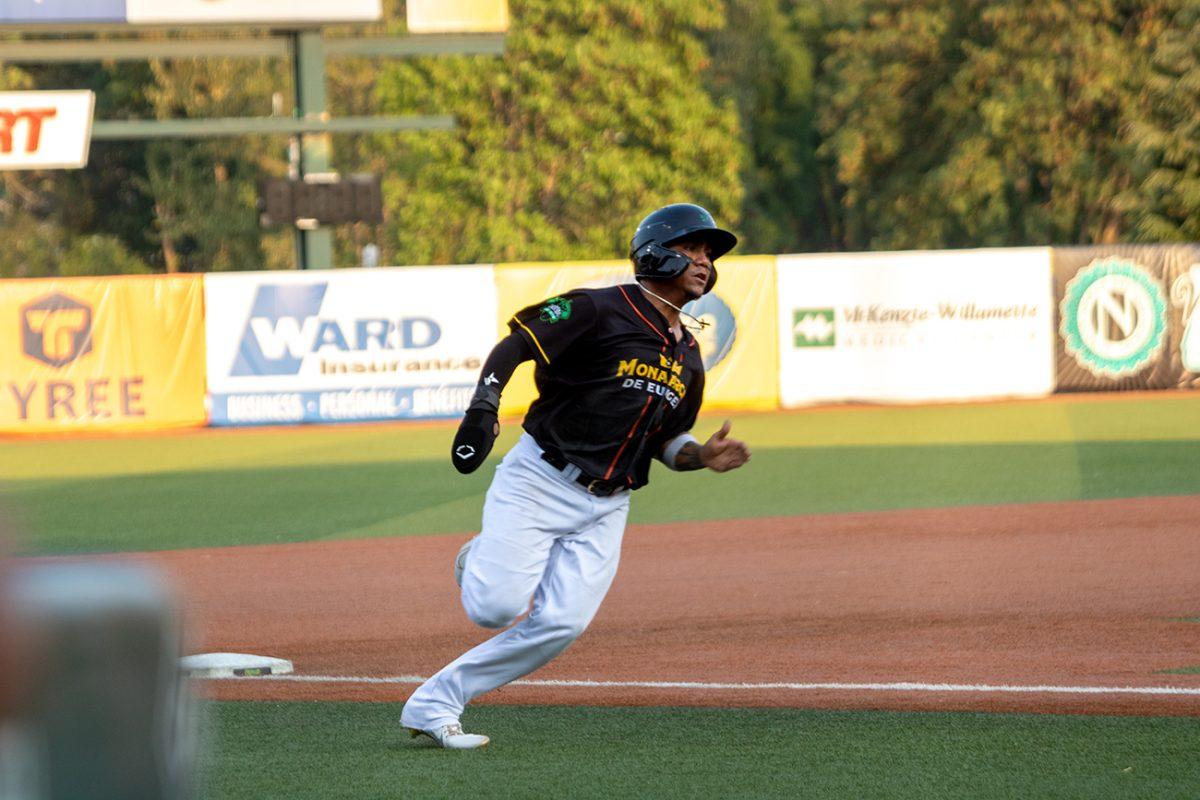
left=450, top=332, right=534, bottom=474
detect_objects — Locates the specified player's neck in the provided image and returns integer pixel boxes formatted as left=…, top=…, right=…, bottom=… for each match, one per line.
left=637, top=282, right=685, bottom=336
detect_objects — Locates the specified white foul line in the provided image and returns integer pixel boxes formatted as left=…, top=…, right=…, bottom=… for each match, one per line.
left=214, top=674, right=1200, bottom=697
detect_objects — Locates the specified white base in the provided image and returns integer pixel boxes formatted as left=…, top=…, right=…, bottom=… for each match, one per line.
left=180, top=653, right=293, bottom=678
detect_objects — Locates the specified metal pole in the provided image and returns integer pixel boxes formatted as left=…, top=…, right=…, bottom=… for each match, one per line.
left=89, top=115, right=455, bottom=138
left=292, top=30, right=333, bottom=269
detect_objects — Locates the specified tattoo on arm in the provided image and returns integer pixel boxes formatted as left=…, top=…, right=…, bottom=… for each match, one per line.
left=674, top=441, right=704, bottom=471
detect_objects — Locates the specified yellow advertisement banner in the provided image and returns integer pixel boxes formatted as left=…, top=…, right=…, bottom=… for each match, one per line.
left=406, top=0, right=508, bottom=32
left=0, top=274, right=206, bottom=433
left=493, top=257, right=779, bottom=417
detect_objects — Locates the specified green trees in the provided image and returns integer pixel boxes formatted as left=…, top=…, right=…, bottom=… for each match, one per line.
left=705, top=0, right=826, bottom=255
left=139, top=56, right=292, bottom=272
left=0, top=63, right=159, bottom=277
left=371, top=0, right=743, bottom=264
left=1126, top=1, right=1200, bottom=242
left=815, top=0, right=1195, bottom=250
left=1, top=1, right=1198, bottom=276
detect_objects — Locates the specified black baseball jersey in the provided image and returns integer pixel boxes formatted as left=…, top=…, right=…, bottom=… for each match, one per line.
left=508, top=284, right=705, bottom=490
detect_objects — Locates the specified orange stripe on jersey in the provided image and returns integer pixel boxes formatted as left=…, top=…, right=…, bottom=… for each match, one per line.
left=604, top=394, right=654, bottom=480
left=618, top=285, right=669, bottom=346
left=511, top=316, right=551, bottom=364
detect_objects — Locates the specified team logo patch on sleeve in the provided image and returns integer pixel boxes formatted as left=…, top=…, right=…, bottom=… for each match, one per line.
left=539, top=297, right=572, bottom=324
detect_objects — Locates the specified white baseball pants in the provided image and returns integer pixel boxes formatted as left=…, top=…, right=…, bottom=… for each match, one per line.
left=400, top=433, right=631, bottom=732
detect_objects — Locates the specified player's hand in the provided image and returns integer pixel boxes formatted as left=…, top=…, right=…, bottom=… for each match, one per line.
left=451, top=409, right=499, bottom=474
left=699, top=420, right=750, bottom=473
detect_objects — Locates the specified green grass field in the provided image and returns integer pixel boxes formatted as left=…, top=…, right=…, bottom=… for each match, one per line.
left=200, top=703, right=1200, bottom=800
left=4, top=394, right=1199, bottom=799
left=3, top=394, right=1200, bottom=554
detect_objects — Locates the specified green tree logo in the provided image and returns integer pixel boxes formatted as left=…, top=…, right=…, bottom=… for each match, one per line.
left=793, top=309, right=835, bottom=347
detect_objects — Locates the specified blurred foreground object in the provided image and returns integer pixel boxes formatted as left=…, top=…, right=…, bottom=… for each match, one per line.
left=0, top=561, right=196, bottom=800
left=0, top=556, right=27, bottom=721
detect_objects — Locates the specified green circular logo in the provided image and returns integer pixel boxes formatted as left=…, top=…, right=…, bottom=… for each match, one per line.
left=1060, top=257, right=1167, bottom=377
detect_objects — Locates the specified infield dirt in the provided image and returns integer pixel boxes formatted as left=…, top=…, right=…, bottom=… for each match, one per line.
left=135, top=494, right=1200, bottom=716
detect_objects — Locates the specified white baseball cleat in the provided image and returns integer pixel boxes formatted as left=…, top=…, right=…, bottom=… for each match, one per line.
left=453, top=535, right=478, bottom=588
left=407, top=723, right=490, bottom=750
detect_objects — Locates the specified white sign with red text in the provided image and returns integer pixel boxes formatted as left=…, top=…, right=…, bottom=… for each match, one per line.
left=0, top=91, right=94, bottom=170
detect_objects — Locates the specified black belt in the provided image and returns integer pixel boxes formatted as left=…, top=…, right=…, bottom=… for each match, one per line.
left=539, top=451, right=628, bottom=497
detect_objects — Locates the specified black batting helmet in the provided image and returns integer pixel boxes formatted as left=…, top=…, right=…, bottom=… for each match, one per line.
left=629, top=203, right=736, bottom=294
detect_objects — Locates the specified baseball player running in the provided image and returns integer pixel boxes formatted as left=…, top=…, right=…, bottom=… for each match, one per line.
left=401, top=203, right=751, bottom=749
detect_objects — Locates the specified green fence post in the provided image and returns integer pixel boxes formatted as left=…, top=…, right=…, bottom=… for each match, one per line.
left=293, top=30, right=333, bottom=269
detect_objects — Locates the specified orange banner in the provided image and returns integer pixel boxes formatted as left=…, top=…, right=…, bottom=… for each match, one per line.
left=0, top=275, right=206, bottom=433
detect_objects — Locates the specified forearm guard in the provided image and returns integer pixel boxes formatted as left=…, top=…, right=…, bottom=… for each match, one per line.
left=450, top=333, right=533, bottom=474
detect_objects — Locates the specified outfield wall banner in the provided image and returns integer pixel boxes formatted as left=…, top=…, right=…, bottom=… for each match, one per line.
left=0, top=275, right=206, bottom=433
left=493, top=257, right=779, bottom=417
left=777, top=249, right=1055, bottom=406
left=204, top=267, right=497, bottom=425
left=1052, top=245, right=1200, bottom=392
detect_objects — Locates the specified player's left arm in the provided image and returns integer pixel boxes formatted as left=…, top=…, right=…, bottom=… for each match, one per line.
left=451, top=332, right=533, bottom=474
left=662, top=420, right=750, bottom=473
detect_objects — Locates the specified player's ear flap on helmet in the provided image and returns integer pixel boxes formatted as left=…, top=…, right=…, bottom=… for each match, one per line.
left=629, top=203, right=735, bottom=294
left=631, top=241, right=694, bottom=283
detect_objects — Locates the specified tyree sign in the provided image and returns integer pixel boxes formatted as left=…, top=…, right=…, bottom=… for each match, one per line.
left=1, top=276, right=206, bottom=433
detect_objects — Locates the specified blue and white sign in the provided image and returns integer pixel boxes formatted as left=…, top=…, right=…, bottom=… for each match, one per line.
left=0, top=0, right=124, bottom=24
left=0, top=0, right=380, bottom=25
left=204, top=267, right=496, bottom=425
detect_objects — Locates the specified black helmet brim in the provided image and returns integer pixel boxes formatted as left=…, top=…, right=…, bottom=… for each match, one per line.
left=662, top=226, right=737, bottom=261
